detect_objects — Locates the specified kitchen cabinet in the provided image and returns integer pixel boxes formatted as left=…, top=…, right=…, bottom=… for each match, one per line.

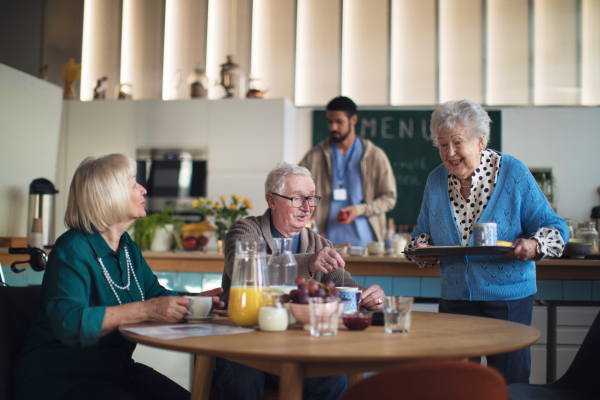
left=55, top=99, right=297, bottom=238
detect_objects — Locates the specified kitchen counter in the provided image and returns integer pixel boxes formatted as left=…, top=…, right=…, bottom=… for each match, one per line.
left=2, top=249, right=599, bottom=280
left=140, top=252, right=600, bottom=280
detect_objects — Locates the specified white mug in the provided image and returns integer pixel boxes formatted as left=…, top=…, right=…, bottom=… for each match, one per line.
left=185, top=296, right=212, bottom=318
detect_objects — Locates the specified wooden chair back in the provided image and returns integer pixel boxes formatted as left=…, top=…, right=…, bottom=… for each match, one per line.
left=341, top=360, right=508, bottom=400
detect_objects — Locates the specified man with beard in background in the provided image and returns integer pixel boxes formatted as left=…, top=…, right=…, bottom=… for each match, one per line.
left=299, top=96, right=397, bottom=248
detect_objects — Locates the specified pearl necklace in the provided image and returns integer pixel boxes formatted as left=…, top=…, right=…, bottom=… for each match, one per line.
left=97, top=246, right=144, bottom=305
left=460, top=183, right=471, bottom=188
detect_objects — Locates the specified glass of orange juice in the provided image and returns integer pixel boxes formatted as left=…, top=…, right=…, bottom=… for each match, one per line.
left=228, top=235, right=268, bottom=326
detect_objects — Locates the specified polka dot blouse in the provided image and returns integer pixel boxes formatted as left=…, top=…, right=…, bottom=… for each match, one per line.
left=405, top=149, right=565, bottom=267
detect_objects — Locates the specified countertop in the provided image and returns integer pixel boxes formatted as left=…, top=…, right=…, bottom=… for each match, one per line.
left=2, top=249, right=599, bottom=280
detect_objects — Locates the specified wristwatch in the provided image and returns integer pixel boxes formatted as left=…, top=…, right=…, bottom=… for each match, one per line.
left=533, top=239, right=543, bottom=261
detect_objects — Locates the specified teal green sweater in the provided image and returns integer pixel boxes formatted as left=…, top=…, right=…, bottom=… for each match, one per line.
left=13, top=229, right=178, bottom=400
left=413, top=154, right=569, bottom=301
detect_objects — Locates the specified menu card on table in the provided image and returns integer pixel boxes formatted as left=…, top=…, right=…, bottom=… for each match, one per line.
left=122, top=323, right=254, bottom=340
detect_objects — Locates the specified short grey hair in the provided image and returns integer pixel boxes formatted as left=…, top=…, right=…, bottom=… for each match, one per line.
left=430, top=99, right=491, bottom=148
left=265, top=162, right=312, bottom=195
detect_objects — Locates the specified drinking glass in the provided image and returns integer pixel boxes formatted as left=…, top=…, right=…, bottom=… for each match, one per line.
left=308, top=297, right=341, bottom=337
left=383, top=296, right=414, bottom=333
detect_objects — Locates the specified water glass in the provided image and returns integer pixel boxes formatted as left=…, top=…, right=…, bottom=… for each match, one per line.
left=383, top=296, right=414, bottom=333
left=308, top=297, right=341, bottom=337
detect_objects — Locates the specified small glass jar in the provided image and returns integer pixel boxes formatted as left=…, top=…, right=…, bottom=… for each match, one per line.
left=576, top=221, right=599, bottom=255
left=259, top=291, right=288, bottom=331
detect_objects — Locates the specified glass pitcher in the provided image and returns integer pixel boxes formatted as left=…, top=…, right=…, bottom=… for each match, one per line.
left=228, top=234, right=267, bottom=326
left=267, top=238, right=298, bottom=287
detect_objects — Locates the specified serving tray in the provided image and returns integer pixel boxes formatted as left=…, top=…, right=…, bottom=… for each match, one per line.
left=403, top=245, right=514, bottom=257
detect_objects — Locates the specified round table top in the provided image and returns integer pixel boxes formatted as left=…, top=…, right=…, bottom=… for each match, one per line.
left=120, top=311, right=540, bottom=365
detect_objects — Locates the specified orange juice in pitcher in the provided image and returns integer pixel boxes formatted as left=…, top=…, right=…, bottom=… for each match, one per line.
left=228, top=234, right=267, bottom=327
left=229, top=286, right=264, bottom=326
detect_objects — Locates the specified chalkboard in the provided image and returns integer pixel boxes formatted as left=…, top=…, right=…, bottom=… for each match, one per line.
left=311, top=109, right=502, bottom=226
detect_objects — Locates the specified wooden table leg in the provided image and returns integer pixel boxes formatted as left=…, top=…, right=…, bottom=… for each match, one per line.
left=279, top=362, right=304, bottom=400
left=190, top=354, right=216, bottom=400
left=347, top=373, right=364, bottom=388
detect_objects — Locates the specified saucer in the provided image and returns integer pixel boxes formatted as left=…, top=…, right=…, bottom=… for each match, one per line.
left=183, top=313, right=218, bottom=323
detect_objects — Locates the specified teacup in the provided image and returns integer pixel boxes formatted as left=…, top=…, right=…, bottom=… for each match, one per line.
left=473, top=223, right=497, bottom=246
left=367, top=241, right=385, bottom=254
left=185, top=296, right=212, bottom=318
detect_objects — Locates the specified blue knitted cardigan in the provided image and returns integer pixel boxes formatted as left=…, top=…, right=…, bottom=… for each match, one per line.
left=412, top=153, right=569, bottom=301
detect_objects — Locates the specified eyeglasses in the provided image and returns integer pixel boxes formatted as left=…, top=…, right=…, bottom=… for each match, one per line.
left=271, top=193, right=321, bottom=207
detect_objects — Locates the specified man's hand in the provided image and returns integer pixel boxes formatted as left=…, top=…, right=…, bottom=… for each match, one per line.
left=360, top=284, right=385, bottom=311
left=412, top=242, right=441, bottom=264
left=309, top=247, right=346, bottom=274
left=337, top=206, right=357, bottom=224
left=197, top=287, right=227, bottom=316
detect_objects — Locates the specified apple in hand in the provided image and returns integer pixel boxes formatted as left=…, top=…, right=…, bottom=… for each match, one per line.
left=184, top=236, right=199, bottom=250
left=337, top=210, right=349, bottom=223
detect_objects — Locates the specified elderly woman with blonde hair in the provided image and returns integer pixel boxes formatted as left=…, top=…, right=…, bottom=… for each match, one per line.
left=13, top=154, right=223, bottom=400
left=405, top=100, right=569, bottom=384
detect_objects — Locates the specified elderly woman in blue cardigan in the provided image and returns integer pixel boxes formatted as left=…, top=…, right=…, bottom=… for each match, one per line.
left=405, top=99, right=569, bottom=385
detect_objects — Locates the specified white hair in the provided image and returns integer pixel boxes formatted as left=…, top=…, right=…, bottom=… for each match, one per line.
left=265, top=162, right=312, bottom=195
left=430, top=99, right=492, bottom=148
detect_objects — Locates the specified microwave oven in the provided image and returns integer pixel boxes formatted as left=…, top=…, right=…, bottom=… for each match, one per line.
left=136, top=148, right=207, bottom=217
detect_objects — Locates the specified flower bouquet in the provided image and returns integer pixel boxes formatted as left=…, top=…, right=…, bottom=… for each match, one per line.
left=188, top=195, right=253, bottom=251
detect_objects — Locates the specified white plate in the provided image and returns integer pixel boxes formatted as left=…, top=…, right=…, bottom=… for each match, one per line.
left=183, top=313, right=218, bottom=323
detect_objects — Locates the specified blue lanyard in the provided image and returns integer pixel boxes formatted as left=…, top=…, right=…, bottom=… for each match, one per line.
left=332, top=139, right=357, bottom=188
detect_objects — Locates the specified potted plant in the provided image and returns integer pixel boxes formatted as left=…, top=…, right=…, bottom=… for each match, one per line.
left=130, top=204, right=185, bottom=251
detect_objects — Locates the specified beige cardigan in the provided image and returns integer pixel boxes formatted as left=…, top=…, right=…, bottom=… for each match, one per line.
left=299, top=137, right=397, bottom=242
left=220, top=209, right=364, bottom=305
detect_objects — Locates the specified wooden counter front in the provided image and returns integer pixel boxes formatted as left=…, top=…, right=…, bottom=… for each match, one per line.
left=3, top=249, right=599, bottom=280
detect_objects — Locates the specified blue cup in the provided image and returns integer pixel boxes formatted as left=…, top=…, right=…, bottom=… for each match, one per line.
left=473, top=223, right=497, bottom=246
left=338, top=287, right=361, bottom=312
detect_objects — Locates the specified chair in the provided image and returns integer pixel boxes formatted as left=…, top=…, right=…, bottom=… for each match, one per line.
left=0, top=285, right=42, bottom=400
left=508, top=309, right=600, bottom=400
left=340, top=360, right=508, bottom=400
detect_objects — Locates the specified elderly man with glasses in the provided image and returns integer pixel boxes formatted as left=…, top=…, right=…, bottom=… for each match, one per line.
left=214, top=162, right=385, bottom=400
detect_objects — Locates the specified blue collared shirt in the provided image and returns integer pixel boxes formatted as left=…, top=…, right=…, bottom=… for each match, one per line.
left=325, top=138, right=374, bottom=247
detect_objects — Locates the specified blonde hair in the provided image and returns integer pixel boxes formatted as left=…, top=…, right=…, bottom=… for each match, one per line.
left=65, top=154, right=137, bottom=233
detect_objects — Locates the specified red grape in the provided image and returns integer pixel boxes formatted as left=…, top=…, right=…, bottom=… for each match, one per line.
left=307, top=281, right=319, bottom=294
left=295, top=276, right=306, bottom=286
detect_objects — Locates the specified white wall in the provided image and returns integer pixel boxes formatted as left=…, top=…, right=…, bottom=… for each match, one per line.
left=294, top=106, right=600, bottom=226
left=55, top=98, right=297, bottom=238
left=0, top=64, right=63, bottom=237
left=501, top=107, right=600, bottom=225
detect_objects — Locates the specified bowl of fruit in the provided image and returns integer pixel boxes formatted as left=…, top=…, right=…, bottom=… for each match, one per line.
left=284, top=277, right=343, bottom=326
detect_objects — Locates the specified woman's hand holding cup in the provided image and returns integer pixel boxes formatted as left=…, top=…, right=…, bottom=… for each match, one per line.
left=144, top=296, right=189, bottom=323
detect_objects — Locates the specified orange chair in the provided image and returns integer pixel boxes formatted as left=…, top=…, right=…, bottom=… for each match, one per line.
left=341, top=360, right=508, bottom=400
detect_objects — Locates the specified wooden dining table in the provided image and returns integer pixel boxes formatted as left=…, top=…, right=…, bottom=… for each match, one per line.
left=120, top=311, right=540, bottom=400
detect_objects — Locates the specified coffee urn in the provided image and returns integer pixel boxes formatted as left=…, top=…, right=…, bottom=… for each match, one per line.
left=27, top=178, right=59, bottom=248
